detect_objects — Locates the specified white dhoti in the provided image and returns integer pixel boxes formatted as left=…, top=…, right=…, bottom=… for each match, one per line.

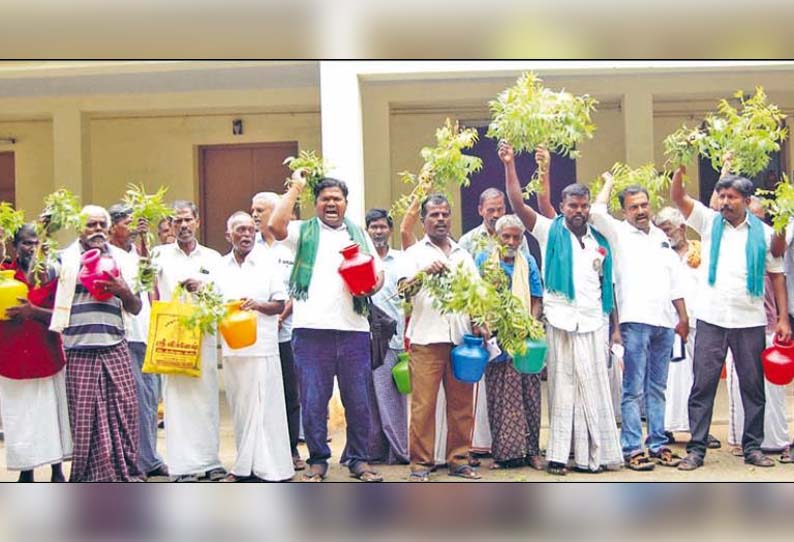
left=726, top=333, right=790, bottom=452
left=433, top=387, right=448, bottom=465
left=0, top=369, right=72, bottom=470
left=664, top=330, right=696, bottom=433
left=470, top=379, right=491, bottom=453
left=546, top=325, right=623, bottom=470
left=163, top=337, right=223, bottom=476
left=223, top=354, right=294, bottom=481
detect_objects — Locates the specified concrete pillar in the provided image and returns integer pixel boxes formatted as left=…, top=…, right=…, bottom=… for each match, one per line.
left=52, top=106, right=91, bottom=202
left=319, top=62, right=366, bottom=222
left=623, top=91, right=655, bottom=167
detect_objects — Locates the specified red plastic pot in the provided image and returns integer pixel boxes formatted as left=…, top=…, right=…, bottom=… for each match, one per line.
left=338, top=243, right=376, bottom=296
left=79, top=248, right=120, bottom=301
left=762, top=338, right=794, bottom=386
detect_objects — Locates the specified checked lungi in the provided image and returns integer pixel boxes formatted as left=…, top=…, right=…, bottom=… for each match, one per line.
left=66, top=341, right=141, bottom=482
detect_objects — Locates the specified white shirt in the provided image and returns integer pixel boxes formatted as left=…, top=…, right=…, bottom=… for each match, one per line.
left=213, top=247, right=288, bottom=357
left=590, top=203, right=686, bottom=328
left=458, top=223, right=532, bottom=260
left=687, top=200, right=783, bottom=329
left=530, top=214, right=606, bottom=334
left=118, top=244, right=151, bottom=344
left=280, top=219, right=383, bottom=333
left=400, top=236, right=475, bottom=346
left=783, top=221, right=794, bottom=316
left=255, top=232, right=295, bottom=342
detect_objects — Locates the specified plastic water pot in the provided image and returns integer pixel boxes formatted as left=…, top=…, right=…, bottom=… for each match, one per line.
left=0, top=270, right=28, bottom=320
left=219, top=300, right=257, bottom=349
left=512, top=338, right=548, bottom=374
left=78, top=248, right=120, bottom=301
left=392, top=352, right=412, bottom=395
left=338, top=243, right=377, bottom=296
left=451, top=334, right=489, bottom=383
left=762, top=338, right=794, bottom=386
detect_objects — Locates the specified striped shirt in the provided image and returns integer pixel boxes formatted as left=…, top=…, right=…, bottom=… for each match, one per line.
left=62, top=283, right=126, bottom=350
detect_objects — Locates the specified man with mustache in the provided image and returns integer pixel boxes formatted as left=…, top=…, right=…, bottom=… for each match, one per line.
left=501, top=141, right=622, bottom=475
left=50, top=205, right=143, bottom=481
left=399, top=194, right=483, bottom=482
left=269, top=173, right=385, bottom=482
left=590, top=175, right=690, bottom=471
left=152, top=200, right=226, bottom=482
left=107, top=204, right=169, bottom=480
left=364, top=207, right=409, bottom=465
left=0, top=223, right=71, bottom=482
left=671, top=167, right=791, bottom=470
left=214, top=211, right=293, bottom=482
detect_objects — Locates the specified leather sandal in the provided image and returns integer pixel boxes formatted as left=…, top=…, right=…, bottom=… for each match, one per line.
left=625, top=452, right=655, bottom=471
left=677, top=453, right=703, bottom=471
left=448, top=465, right=481, bottom=480
left=744, top=450, right=775, bottom=468
left=547, top=461, right=568, bottom=476
left=649, top=447, right=682, bottom=467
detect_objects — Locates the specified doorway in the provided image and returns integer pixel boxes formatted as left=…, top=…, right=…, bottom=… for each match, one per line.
left=0, top=152, right=14, bottom=261
left=198, top=142, right=298, bottom=253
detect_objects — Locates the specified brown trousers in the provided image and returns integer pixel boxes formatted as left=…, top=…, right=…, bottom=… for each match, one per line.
left=409, top=343, right=474, bottom=472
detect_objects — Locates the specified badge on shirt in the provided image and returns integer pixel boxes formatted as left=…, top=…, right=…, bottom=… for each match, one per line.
left=593, top=246, right=607, bottom=275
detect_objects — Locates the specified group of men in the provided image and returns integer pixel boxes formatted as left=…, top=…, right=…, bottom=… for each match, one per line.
left=1, top=141, right=793, bottom=481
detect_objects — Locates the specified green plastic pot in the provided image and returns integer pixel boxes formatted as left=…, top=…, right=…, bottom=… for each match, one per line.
left=392, top=352, right=412, bottom=394
left=512, top=338, right=548, bottom=374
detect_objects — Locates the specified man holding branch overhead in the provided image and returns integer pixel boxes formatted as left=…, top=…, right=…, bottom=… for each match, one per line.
left=670, top=165, right=791, bottom=471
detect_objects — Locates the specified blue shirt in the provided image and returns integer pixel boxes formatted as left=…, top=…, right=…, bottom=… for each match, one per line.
left=474, top=251, right=543, bottom=298
left=371, top=249, right=406, bottom=351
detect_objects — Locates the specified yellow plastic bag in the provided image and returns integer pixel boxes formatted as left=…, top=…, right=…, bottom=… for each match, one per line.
left=143, top=299, right=203, bottom=377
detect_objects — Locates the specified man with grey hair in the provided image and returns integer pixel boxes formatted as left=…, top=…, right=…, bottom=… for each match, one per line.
left=250, top=191, right=303, bottom=470
left=670, top=167, right=791, bottom=470
left=591, top=176, right=689, bottom=471
left=152, top=200, right=226, bottom=482
left=50, top=205, right=143, bottom=481
left=474, top=214, right=545, bottom=470
left=213, top=211, right=293, bottom=481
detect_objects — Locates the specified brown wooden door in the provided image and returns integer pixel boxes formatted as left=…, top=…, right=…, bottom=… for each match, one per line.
left=199, top=142, right=297, bottom=253
left=0, top=152, right=14, bottom=205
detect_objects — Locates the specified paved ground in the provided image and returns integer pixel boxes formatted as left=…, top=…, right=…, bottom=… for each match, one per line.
left=2, top=379, right=794, bottom=482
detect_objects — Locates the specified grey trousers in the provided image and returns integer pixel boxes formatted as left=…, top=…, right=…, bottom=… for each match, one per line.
left=129, top=342, right=165, bottom=473
left=686, top=320, right=766, bottom=459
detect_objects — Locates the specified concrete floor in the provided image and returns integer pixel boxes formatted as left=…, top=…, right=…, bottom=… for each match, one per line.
left=2, top=379, right=794, bottom=482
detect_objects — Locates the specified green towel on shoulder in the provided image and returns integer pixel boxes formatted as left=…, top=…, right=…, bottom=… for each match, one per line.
left=708, top=211, right=766, bottom=297
left=543, top=215, right=614, bottom=315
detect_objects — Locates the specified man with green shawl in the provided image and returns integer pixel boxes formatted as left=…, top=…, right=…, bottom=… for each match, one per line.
left=500, top=141, right=623, bottom=476
left=269, top=171, right=385, bottom=482
left=671, top=167, right=791, bottom=471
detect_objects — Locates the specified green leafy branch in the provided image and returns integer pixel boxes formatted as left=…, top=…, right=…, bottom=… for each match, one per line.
left=31, top=189, right=83, bottom=284
left=123, top=184, right=172, bottom=294
left=390, top=119, right=482, bottom=220
left=487, top=72, right=597, bottom=195
left=0, top=202, right=25, bottom=244
left=758, top=173, right=794, bottom=234
left=589, top=162, right=671, bottom=213
left=283, top=150, right=333, bottom=204
left=173, top=282, right=225, bottom=336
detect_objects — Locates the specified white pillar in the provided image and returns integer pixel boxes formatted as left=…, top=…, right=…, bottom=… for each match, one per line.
left=623, top=91, right=655, bottom=167
left=52, top=106, right=91, bottom=202
left=319, top=61, right=366, bottom=222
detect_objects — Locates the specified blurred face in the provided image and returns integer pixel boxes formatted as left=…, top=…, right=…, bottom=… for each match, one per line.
left=560, top=194, right=590, bottom=231
left=479, top=195, right=506, bottom=234
left=367, top=217, right=392, bottom=249
left=80, top=212, right=110, bottom=250
left=14, top=230, right=38, bottom=270
left=172, top=207, right=199, bottom=245
left=227, top=216, right=256, bottom=256
left=110, top=215, right=135, bottom=247
left=748, top=199, right=766, bottom=221
left=315, top=187, right=347, bottom=228
left=622, top=191, right=651, bottom=233
left=157, top=218, right=175, bottom=244
left=422, top=201, right=451, bottom=240
left=498, top=225, right=523, bottom=259
left=251, top=199, right=275, bottom=235
left=716, top=187, right=749, bottom=225
left=657, top=221, right=686, bottom=249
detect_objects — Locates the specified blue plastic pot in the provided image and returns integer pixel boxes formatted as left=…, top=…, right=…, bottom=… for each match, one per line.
left=451, top=334, right=489, bottom=383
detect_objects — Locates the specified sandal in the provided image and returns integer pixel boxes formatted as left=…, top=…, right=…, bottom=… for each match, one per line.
left=729, top=446, right=744, bottom=457
left=448, top=465, right=481, bottom=480
left=649, top=447, right=682, bottom=467
left=625, top=452, right=656, bottom=471
left=351, top=470, right=384, bottom=482
left=302, top=465, right=327, bottom=482
left=707, top=434, right=722, bottom=449
left=572, top=465, right=605, bottom=474
left=677, top=453, right=703, bottom=471
left=547, top=461, right=568, bottom=476
left=409, top=471, right=430, bottom=482
left=779, top=447, right=794, bottom=464
left=526, top=455, right=545, bottom=471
